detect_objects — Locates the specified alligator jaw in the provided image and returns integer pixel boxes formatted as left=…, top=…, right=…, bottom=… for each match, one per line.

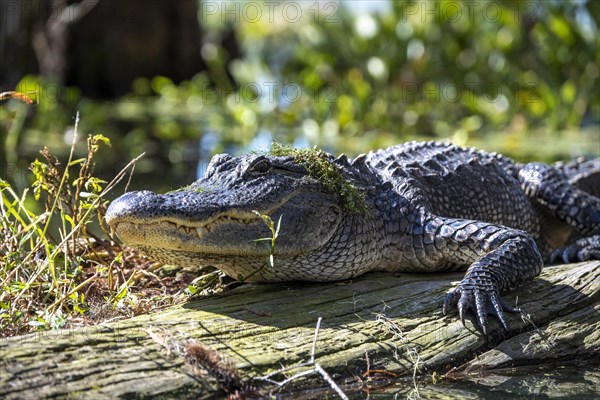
left=108, top=211, right=271, bottom=254
left=113, top=212, right=262, bottom=239
left=160, top=212, right=262, bottom=235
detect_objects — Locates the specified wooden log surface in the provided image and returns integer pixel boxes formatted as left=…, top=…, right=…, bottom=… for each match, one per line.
left=1, top=261, right=599, bottom=399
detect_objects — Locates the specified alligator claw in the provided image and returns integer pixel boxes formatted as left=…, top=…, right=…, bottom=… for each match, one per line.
left=443, top=286, right=520, bottom=334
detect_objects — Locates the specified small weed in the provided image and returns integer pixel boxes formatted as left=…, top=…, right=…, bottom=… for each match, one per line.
left=233, top=211, right=282, bottom=282
left=252, top=211, right=282, bottom=269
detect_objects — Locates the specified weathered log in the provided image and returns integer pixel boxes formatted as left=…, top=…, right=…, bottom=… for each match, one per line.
left=1, top=261, right=599, bottom=398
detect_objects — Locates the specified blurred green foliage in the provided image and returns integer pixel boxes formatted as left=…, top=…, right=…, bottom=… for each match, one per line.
left=227, top=0, right=599, bottom=150
left=1, top=0, right=598, bottom=193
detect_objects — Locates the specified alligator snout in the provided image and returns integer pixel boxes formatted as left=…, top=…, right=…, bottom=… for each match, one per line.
left=105, top=190, right=157, bottom=226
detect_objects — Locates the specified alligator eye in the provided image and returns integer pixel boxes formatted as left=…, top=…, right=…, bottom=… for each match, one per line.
left=251, top=158, right=271, bottom=174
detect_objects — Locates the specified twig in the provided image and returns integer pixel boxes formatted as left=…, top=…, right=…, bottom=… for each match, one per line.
left=309, top=315, right=321, bottom=363
left=257, top=317, right=349, bottom=400
left=362, top=351, right=398, bottom=379
left=315, top=363, right=349, bottom=400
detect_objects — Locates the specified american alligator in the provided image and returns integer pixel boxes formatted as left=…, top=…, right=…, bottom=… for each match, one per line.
left=105, top=142, right=600, bottom=334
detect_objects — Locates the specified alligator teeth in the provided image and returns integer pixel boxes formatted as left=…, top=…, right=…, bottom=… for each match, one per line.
left=195, top=226, right=207, bottom=237
left=160, top=221, right=172, bottom=229
left=174, top=225, right=196, bottom=235
left=154, top=217, right=259, bottom=235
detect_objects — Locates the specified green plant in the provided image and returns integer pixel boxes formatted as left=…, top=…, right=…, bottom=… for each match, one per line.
left=232, top=210, right=283, bottom=282
left=270, top=142, right=366, bottom=213
left=0, top=114, right=146, bottom=335
left=252, top=210, right=283, bottom=269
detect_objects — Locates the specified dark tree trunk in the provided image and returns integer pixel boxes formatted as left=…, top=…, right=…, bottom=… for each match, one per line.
left=0, top=0, right=241, bottom=99
left=63, top=0, right=206, bottom=98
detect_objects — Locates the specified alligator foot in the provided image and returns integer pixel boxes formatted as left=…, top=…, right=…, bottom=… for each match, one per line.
left=443, top=287, right=520, bottom=335
left=550, top=234, right=600, bottom=264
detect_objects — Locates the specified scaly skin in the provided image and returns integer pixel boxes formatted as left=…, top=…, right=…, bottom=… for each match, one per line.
left=106, top=142, right=600, bottom=334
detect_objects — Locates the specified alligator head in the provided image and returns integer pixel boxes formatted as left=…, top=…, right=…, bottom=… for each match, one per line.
left=105, top=150, right=379, bottom=282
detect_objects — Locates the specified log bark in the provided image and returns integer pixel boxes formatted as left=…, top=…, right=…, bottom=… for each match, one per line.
left=1, top=261, right=599, bottom=398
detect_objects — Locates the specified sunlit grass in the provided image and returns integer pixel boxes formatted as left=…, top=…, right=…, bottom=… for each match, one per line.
left=0, top=113, right=213, bottom=336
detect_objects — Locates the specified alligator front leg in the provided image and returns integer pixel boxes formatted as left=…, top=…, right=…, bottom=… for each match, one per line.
left=415, top=216, right=544, bottom=334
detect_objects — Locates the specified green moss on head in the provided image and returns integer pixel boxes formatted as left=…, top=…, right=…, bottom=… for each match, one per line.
left=168, top=183, right=211, bottom=194
left=270, top=142, right=366, bottom=214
